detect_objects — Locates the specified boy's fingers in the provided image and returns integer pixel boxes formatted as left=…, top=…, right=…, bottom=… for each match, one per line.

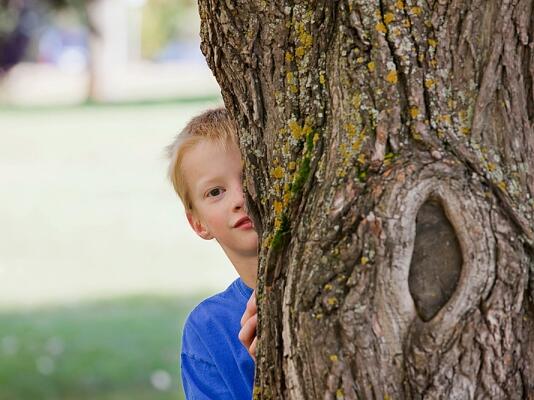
left=240, top=307, right=250, bottom=327
left=238, top=314, right=257, bottom=347
left=239, top=291, right=258, bottom=361
left=249, top=291, right=257, bottom=309
left=240, top=313, right=257, bottom=341
left=240, top=291, right=257, bottom=327
left=249, top=337, right=257, bottom=362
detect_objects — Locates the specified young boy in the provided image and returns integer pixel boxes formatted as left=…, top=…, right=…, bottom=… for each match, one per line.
left=167, top=107, right=258, bottom=399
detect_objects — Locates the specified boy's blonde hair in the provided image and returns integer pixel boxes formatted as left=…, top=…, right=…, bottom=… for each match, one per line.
left=167, top=107, right=238, bottom=210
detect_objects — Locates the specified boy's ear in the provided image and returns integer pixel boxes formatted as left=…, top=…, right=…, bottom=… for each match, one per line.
left=186, top=211, right=214, bottom=240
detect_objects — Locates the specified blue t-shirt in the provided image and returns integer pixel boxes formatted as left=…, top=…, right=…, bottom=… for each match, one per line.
left=181, top=278, right=255, bottom=399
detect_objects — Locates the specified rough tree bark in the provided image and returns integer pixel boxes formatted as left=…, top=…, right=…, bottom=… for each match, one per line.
left=198, top=0, right=534, bottom=398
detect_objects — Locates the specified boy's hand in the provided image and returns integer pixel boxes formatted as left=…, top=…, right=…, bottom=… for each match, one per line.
left=239, top=291, right=257, bottom=362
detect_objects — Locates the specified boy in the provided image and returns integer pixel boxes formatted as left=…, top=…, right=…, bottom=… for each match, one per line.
left=167, top=107, right=258, bottom=399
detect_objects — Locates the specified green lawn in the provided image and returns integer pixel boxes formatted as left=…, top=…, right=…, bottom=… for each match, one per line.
left=0, top=294, right=206, bottom=400
left=0, top=100, right=236, bottom=399
left=0, top=99, right=235, bottom=308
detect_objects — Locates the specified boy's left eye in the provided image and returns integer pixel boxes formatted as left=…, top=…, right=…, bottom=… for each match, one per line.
left=207, top=187, right=224, bottom=197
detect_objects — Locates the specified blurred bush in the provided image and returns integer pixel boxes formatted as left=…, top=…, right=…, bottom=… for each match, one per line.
left=0, top=0, right=91, bottom=74
left=140, top=0, right=197, bottom=60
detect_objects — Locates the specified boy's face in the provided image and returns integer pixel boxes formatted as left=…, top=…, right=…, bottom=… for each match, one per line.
left=182, top=139, right=258, bottom=260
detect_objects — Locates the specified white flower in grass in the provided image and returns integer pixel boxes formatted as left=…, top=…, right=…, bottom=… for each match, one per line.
left=36, top=356, right=55, bottom=375
left=150, top=369, right=172, bottom=391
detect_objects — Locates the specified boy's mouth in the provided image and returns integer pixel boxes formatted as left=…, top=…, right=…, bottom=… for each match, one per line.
left=234, top=216, right=254, bottom=229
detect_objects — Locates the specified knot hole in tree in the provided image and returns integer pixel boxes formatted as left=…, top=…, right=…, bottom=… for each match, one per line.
left=408, top=198, right=462, bottom=321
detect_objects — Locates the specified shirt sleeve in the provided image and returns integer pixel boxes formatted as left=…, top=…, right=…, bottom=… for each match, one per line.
left=181, top=353, right=233, bottom=400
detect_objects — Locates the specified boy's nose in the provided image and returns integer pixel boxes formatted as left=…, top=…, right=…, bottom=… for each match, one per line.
left=232, top=186, right=245, bottom=210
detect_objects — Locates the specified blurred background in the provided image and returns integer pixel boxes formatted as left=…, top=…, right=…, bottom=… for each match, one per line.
left=0, top=1, right=237, bottom=398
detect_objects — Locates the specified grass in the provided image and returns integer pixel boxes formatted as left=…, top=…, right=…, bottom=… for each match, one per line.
left=0, top=95, right=221, bottom=113
left=0, top=101, right=236, bottom=306
left=0, top=294, right=206, bottom=400
left=0, top=101, right=238, bottom=399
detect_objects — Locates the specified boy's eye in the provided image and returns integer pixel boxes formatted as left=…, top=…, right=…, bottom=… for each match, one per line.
left=207, top=187, right=224, bottom=197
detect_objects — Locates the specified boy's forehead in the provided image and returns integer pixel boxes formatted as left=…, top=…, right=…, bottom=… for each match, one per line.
left=186, top=138, right=240, bottom=165
left=182, top=139, right=242, bottom=188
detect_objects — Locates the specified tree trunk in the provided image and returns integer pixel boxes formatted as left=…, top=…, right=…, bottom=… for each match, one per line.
left=86, top=0, right=129, bottom=102
left=198, top=0, right=534, bottom=398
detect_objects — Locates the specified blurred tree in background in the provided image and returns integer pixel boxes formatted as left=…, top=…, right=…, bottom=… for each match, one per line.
left=1, top=0, right=200, bottom=103
left=0, top=0, right=91, bottom=74
left=141, top=0, right=196, bottom=60
left=0, top=0, right=34, bottom=73
left=0, top=0, right=196, bottom=75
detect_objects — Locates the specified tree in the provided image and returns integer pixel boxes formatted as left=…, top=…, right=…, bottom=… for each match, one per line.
left=198, top=0, right=534, bottom=398
left=0, top=0, right=91, bottom=65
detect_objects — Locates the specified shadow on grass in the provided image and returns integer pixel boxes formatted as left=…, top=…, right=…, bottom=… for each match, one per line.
left=0, top=294, right=208, bottom=400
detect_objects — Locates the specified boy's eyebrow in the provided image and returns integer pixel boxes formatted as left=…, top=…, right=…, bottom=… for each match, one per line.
left=195, top=177, right=223, bottom=193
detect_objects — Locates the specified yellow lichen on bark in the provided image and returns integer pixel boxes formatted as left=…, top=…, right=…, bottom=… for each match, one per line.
left=285, top=52, right=294, bottom=63
left=272, top=166, right=285, bottom=179
left=409, top=6, right=422, bottom=15
left=383, top=12, right=395, bottom=25
left=376, top=22, right=387, bottom=34
left=386, top=70, right=398, bottom=84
